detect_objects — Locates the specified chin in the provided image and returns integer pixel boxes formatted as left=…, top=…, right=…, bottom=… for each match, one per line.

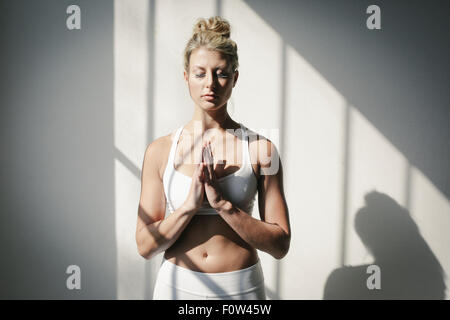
left=200, top=101, right=224, bottom=110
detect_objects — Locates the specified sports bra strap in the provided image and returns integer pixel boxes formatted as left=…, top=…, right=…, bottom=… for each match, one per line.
left=239, top=123, right=250, bottom=167
left=166, top=126, right=183, bottom=174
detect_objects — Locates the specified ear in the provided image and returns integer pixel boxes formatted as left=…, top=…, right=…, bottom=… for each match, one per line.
left=232, top=70, right=239, bottom=88
left=183, top=70, right=189, bottom=85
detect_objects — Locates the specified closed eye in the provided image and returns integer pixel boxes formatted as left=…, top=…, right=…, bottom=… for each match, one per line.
left=195, top=73, right=229, bottom=78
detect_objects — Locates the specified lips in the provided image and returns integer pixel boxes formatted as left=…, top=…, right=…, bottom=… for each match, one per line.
left=202, top=93, right=218, bottom=100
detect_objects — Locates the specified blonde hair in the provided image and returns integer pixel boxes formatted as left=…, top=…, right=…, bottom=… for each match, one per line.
left=183, top=16, right=239, bottom=73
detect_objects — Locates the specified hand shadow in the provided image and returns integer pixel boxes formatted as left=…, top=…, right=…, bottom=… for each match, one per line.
left=323, top=191, right=446, bottom=299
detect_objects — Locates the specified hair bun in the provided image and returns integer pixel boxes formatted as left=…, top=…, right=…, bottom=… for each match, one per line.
left=193, top=16, right=231, bottom=38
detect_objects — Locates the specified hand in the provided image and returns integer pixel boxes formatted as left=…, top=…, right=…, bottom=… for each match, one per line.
left=182, top=146, right=207, bottom=213
left=202, top=141, right=226, bottom=210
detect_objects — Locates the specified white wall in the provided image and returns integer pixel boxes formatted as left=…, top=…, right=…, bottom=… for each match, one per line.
left=113, top=0, right=449, bottom=300
left=1, top=0, right=448, bottom=299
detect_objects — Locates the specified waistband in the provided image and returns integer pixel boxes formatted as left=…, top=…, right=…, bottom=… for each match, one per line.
left=156, top=257, right=265, bottom=297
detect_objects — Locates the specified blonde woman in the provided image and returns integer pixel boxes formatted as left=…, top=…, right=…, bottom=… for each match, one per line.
left=136, top=16, right=291, bottom=300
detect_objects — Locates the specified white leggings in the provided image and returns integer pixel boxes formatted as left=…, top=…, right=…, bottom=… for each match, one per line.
left=153, top=258, right=266, bottom=300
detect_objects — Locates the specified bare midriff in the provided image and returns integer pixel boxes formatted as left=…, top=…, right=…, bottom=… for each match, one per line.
left=164, top=215, right=259, bottom=273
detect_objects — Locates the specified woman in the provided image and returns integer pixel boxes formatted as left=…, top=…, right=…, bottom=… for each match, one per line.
left=136, top=16, right=291, bottom=300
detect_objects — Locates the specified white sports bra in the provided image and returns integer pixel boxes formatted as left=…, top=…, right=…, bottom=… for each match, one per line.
left=163, top=123, right=258, bottom=217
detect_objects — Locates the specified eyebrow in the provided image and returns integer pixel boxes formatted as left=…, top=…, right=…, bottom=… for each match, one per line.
left=192, top=65, right=228, bottom=71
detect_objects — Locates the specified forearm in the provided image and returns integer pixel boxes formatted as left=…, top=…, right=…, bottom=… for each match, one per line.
left=136, top=205, right=195, bottom=259
left=216, top=200, right=290, bottom=259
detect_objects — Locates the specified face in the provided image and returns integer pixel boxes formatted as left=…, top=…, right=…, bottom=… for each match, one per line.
left=184, top=47, right=238, bottom=111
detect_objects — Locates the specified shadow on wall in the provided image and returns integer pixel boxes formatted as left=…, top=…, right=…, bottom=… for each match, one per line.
left=243, top=0, right=450, bottom=200
left=324, top=191, right=446, bottom=299
left=0, top=0, right=115, bottom=298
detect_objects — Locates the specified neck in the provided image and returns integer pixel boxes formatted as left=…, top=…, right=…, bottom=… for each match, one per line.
left=188, top=102, right=237, bottom=131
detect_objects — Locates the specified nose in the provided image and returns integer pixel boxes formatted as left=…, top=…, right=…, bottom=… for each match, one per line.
left=205, top=71, right=216, bottom=89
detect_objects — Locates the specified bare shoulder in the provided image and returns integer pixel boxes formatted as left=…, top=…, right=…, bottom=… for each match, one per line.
left=245, top=127, right=280, bottom=179
left=143, top=132, right=174, bottom=180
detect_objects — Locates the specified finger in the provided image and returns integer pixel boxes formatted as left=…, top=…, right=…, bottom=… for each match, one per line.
left=197, top=162, right=204, bottom=181
left=205, top=146, right=213, bottom=181
left=206, top=143, right=213, bottom=165
left=207, top=143, right=216, bottom=180
left=201, top=160, right=209, bottom=183
left=202, top=142, right=211, bottom=178
left=202, top=143, right=209, bottom=165
left=201, top=143, right=206, bottom=164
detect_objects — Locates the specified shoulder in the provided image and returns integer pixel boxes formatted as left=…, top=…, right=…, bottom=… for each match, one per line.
left=245, top=126, right=280, bottom=178
left=143, top=131, right=176, bottom=180
left=144, top=134, right=170, bottom=158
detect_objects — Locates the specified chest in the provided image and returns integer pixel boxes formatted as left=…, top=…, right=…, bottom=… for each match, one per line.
left=173, top=132, right=259, bottom=179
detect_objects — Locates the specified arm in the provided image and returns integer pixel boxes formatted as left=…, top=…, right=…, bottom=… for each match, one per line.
left=215, top=139, right=291, bottom=259
left=135, top=138, right=198, bottom=260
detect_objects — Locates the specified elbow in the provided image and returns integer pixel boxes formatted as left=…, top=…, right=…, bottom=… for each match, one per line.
left=136, top=232, right=157, bottom=260
left=137, top=244, right=151, bottom=260
left=137, top=242, right=160, bottom=260
left=136, top=222, right=168, bottom=260
left=273, top=232, right=291, bottom=260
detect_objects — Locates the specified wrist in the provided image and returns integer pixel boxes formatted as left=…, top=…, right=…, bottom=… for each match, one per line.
left=215, top=198, right=234, bottom=214
left=180, top=203, right=197, bottom=216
